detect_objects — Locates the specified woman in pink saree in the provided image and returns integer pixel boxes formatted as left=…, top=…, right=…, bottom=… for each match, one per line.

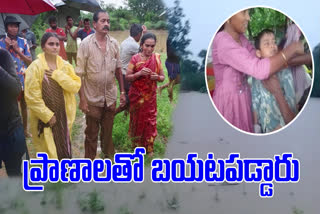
left=126, top=33, right=165, bottom=156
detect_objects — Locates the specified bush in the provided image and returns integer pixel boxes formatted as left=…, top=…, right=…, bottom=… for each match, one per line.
left=180, top=72, right=206, bottom=92
left=119, top=18, right=129, bottom=30
left=154, top=20, right=167, bottom=30
left=128, top=19, right=140, bottom=25
left=110, top=17, right=122, bottom=31
left=144, top=21, right=155, bottom=30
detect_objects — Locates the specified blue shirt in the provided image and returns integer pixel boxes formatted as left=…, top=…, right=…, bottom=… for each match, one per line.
left=77, top=28, right=95, bottom=41
left=0, top=36, right=31, bottom=90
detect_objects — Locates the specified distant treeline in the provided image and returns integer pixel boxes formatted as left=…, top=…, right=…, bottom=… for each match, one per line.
left=31, top=0, right=167, bottom=43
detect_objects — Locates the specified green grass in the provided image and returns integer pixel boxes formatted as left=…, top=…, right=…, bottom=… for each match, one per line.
left=77, top=189, right=105, bottom=213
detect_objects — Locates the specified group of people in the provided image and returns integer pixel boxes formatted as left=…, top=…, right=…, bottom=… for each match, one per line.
left=0, top=9, right=180, bottom=177
left=212, top=9, right=312, bottom=134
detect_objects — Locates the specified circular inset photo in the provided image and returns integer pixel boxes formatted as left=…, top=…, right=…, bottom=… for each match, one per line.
left=205, top=7, right=313, bottom=135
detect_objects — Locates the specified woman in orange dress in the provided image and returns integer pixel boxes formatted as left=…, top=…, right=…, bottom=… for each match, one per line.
left=125, top=33, right=165, bottom=157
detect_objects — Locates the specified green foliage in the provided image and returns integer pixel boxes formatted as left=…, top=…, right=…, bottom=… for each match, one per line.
left=198, top=49, right=207, bottom=72
left=154, top=20, right=167, bottom=30
left=80, top=12, right=93, bottom=21
left=292, top=206, right=304, bottom=214
left=180, top=69, right=206, bottom=92
left=31, top=12, right=49, bottom=44
left=247, top=8, right=287, bottom=41
left=119, top=18, right=129, bottom=30
left=143, top=21, right=155, bottom=30
left=166, top=0, right=191, bottom=58
left=118, top=206, right=133, bottom=214
left=99, top=1, right=165, bottom=30
left=128, top=18, right=140, bottom=25
left=32, top=1, right=166, bottom=32
left=166, top=0, right=205, bottom=92
left=78, top=190, right=105, bottom=213
left=126, top=0, right=165, bottom=23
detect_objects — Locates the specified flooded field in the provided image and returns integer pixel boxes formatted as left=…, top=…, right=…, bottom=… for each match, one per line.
left=1, top=92, right=319, bottom=213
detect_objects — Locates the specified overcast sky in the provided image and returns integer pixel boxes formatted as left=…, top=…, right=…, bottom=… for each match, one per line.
left=98, top=0, right=126, bottom=8
left=163, top=0, right=320, bottom=61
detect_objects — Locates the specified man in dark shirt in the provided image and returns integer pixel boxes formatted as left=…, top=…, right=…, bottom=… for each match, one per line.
left=0, top=48, right=27, bottom=177
left=77, top=18, right=95, bottom=41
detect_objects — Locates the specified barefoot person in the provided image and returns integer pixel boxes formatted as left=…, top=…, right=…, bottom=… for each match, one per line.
left=126, top=33, right=165, bottom=156
left=25, top=32, right=81, bottom=159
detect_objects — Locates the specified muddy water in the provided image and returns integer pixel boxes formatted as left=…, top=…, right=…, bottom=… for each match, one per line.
left=0, top=92, right=319, bottom=213
left=165, top=92, right=320, bottom=214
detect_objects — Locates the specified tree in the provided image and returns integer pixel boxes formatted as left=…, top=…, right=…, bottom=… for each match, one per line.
left=166, top=0, right=206, bottom=92
left=125, top=0, right=165, bottom=23
left=198, top=49, right=207, bottom=73
left=166, top=0, right=191, bottom=59
left=247, top=8, right=287, bottom=41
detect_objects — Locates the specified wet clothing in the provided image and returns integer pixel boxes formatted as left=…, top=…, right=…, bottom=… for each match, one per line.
left=128, top=53, right=162, bottom=153
left=25, top=53, right=81, bottom=159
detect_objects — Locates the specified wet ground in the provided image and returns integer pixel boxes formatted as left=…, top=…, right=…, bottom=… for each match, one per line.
left=0, top=92, right=319, bottom=213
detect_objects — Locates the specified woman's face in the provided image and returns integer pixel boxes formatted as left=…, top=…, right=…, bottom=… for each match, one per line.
left=141, top=38, right=156, bottom=57
left=43, top=37, right=60, bottom=56
left=229, top=10, right=250, bottom=34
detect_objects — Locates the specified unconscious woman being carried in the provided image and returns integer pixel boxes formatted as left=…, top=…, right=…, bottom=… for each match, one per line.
left=251, top=29, right=297, bottom=133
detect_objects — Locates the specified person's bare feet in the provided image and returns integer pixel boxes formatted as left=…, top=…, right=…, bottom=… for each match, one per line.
left=157, top=87, right=163, bottom=96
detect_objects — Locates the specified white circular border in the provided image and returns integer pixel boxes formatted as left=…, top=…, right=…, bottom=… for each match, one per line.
left=204, top=5, right=315, bottom=136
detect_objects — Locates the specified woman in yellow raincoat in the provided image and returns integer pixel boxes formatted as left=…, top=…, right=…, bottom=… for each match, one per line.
left=25, top=32, right=81, bottom=159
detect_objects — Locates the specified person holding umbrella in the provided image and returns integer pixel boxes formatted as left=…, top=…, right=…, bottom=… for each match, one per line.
left=0, top=16, right=32, bottom=138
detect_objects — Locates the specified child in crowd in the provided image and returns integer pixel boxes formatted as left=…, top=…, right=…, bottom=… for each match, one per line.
left=251, top=29, right=297, bottom=133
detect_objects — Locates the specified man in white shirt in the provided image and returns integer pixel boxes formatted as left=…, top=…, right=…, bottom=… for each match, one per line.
left=116, top=24, right=146, bottom=114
